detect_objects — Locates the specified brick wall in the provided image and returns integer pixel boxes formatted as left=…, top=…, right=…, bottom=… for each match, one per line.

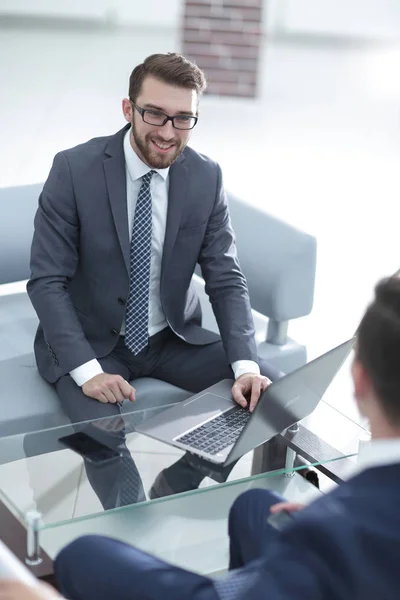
left=182, top=0, right=263, bottom=98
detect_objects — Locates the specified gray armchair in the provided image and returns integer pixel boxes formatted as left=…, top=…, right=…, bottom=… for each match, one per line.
left=0, top=183, right=316, bottom=443
left=195, top=194, right=316, bottom=374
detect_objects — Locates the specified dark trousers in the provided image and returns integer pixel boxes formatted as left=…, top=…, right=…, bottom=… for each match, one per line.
left=56, top=328, right=283, bottom=509
left=55, top=489, right=285, bottom=600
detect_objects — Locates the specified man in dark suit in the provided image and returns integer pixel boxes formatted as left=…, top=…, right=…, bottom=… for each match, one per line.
left=27, top=53, right=281, bottom=508
left=52, top=276, right=400, bottom=599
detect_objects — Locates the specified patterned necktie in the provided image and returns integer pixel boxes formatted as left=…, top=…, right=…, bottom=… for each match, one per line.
left=125, top=170, right=155, bottom=355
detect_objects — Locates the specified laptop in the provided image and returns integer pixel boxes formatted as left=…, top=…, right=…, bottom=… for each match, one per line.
left=136, top=339, right=354, bottom=466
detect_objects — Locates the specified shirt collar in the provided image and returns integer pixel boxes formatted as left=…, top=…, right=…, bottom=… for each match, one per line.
left=355, top=437, right=400, bottom=474
left=123, top=128, right=169, bottom=182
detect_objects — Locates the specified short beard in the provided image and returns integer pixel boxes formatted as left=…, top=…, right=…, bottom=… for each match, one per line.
left=130, top=121, right=186, bottom=169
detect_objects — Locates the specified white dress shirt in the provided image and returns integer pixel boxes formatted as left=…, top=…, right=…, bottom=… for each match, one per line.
left=70, top=130, right=259, bottom=387
left=354, top=437, right=400, bottom=474
left=326, top=434, right=400, bottom=486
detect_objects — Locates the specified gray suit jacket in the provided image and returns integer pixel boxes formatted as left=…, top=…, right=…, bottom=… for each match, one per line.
left=27, top=125, right=257, bottom=383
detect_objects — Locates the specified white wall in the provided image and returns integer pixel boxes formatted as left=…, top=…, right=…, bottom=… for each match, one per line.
left=110, top=0, right=182, bottom=28
left=0, top=0, right=109, bottom=20
left=0, top=0, right=182, bottom=28
left=265, top=0, right=400, bottom=39
left=3, top=0, right=400, bottom=37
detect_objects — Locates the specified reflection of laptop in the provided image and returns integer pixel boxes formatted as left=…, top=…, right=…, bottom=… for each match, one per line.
left=136, top=339, right=354, bottom=466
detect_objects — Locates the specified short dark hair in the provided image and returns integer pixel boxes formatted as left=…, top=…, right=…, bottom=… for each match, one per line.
left=357, top=277, right=400, bottom=424
left=129, top=53, right=207, bottom=103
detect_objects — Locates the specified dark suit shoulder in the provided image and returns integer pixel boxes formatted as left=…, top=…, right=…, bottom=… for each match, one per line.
left=60, top=134, right=114, bottom=159
left=57, top=125, right=127, bottom=163
left=183, top=145, right=220, bottom=172
left=51, top=126, right=128, bottom=182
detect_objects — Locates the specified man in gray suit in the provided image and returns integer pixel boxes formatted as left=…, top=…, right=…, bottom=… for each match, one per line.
left=27, top=53, right=281, bottom=508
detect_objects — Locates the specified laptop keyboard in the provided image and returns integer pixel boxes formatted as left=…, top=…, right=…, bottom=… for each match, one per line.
left=175, top=407, right=251, bottom=455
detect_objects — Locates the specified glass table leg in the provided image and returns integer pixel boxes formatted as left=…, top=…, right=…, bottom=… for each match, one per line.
left=25, top=510, right=43, bottom=566
left=284, top=423, right=299, bottom=477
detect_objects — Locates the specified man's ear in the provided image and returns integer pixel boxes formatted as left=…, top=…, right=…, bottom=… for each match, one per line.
left=122, top=98, right=133, bottom=123
left=352, top=358, right=371, bottom=404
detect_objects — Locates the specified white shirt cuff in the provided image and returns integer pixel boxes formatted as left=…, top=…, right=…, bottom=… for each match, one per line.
left=231, top=360, right=260, bottom=380
left=69, top=359, right=104, bottom=387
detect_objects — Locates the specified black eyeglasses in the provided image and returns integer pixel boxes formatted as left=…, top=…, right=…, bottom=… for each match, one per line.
left=130, top=101, right=198, bottom=130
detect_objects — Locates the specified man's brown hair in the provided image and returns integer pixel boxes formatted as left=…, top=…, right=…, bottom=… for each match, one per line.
left=357, top=277, right=400, bottom=425
left=129, top=53, right=207, bottom=103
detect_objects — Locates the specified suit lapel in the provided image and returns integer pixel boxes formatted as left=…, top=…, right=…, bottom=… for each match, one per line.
left=161, top=154, right=189, bottom=286
left=103, top=125, right=130, bottom=273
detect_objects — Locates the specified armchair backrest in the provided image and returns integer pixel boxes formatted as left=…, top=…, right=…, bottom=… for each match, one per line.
left=0, top=185, right=317, bottom=324
left=0, top=183, right=42, bottom=285
left=226, top=192, right=317, bottom=321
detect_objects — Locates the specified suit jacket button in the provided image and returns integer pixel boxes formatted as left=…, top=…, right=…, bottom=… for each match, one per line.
left=118, top=297, right=126, bottom=305
left=110, top=329, right=118, bottom=336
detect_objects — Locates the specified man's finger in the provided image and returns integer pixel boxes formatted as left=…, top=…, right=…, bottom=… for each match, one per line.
left=102, top=387, right=117, bottom=403
left=262, top=377, right=272, bottom=391
left=249, top=379, right=262, bottom=413
left=119, top=379, right=136, bottom=402
left=110, top=382, right=125, bottom=403
left=97, top=392, right=109, bottom=404
left=250, top=377, right=271, bottom=412
left=231, top=383, right=248, bottom=408
left=270, top=501, right=305, bottom=514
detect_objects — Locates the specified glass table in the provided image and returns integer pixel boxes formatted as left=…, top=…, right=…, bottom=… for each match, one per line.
left=0, top=389, right=369, bottom=578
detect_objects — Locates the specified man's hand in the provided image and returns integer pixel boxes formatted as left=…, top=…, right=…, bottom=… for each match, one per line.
left=0, top=581, right=62, bottom=600
left=82, top=373, right=136, bottom=404
left=231, top=373, right=271, bottom=412
left=270, top=501, right=305, bottom=515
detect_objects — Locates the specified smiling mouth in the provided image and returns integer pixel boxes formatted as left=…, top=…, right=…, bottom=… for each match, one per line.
left=152, top=140, right=175, bottom=153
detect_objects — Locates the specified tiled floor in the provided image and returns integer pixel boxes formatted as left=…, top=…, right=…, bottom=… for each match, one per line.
left=0, top=16, right=398, bottom=564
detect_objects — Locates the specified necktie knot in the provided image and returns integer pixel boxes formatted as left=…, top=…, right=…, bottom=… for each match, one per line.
left=142, top=170, right=155, bottom=186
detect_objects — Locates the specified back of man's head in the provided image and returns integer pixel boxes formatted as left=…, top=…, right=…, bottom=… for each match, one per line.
left=357, top=277, right=400, bottom=425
